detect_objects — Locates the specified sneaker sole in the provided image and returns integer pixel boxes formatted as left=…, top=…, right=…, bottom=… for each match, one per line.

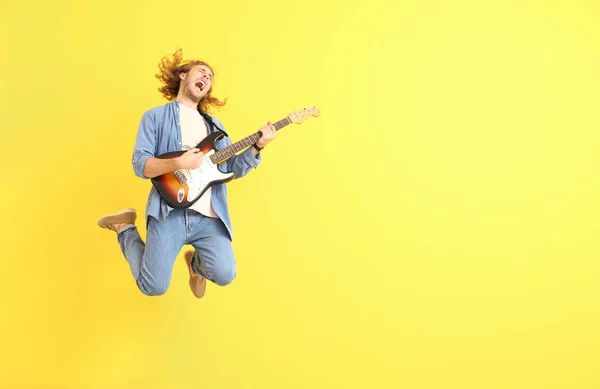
left=97, top=208, right=137, bottom=228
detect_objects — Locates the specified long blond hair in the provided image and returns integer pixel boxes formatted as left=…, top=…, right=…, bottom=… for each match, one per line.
left=155, top=48, right=226, bottom=112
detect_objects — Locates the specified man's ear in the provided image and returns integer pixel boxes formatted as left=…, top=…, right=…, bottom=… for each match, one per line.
left=179, top=72, right=187, bottom=81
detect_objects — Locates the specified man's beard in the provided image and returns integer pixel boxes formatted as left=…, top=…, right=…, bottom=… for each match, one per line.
left=182, top=81, right=201, bottom=103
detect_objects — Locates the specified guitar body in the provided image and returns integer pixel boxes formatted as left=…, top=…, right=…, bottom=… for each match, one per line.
left=151, top=131, right=235, bottom=209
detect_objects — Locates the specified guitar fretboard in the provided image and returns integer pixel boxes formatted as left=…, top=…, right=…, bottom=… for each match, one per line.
left=210, top=117, right=292, bottom=164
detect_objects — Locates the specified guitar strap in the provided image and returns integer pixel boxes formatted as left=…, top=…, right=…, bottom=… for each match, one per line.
left=198, top=110, right=229, bottom=138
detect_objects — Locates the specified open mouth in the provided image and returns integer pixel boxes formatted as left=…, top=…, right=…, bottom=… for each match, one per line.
left=195, top=80, right=206, bottom=91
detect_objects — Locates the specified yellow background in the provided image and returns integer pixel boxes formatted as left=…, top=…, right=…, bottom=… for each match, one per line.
left=1, top=0, right=599, bottom=388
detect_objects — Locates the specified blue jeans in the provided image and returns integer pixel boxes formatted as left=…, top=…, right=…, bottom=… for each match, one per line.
left=117, top=208, right=236, bottom=296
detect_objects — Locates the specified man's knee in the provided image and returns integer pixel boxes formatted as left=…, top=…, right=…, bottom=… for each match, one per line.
left=211, top=265, right=236, bottom=286
left=138, top=280, right=170, bottom=296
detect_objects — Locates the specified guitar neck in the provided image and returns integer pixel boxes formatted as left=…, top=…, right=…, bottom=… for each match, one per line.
left=210, top=116, right=293, bottom=164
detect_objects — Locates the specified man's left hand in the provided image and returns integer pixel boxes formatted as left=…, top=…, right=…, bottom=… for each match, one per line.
left=256, top=121, right=277, bottom=149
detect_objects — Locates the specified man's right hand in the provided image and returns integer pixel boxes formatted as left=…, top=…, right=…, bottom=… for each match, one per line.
left=178, top=148, right=204, bottom=170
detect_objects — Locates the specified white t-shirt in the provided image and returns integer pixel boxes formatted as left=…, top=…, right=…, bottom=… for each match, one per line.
left=179, top=103, right=218, bottom=218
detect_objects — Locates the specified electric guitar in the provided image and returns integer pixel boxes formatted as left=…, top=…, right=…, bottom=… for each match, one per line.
left=151, top=106, right=321, bottom=209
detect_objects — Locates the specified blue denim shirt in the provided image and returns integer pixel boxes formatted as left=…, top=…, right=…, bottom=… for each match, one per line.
left=131, top=99, right=261, bottom=240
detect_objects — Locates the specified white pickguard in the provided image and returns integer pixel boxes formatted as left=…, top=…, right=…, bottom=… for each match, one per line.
left=176, top=150, right=232, bottom=203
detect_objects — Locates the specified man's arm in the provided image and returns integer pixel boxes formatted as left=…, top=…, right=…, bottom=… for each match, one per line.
left=142, top=149, right=204, bottom=178
left=132, top=110, right=157, bottom=179
left=131, top=110, right=203, bottom=179
left=218, top=120, right=276, bottom=179
left=218, top=137, right=259, bottom=179
left=141, top=157, right=183, bottom=179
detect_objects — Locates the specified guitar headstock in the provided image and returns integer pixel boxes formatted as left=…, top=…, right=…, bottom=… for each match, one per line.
left=288, top=106, right=321, bottom=124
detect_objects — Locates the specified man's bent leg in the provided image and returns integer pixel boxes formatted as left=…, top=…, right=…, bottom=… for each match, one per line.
left=118, top=210, right=186, bottom=296
left=188, top=213, right=236, bottom=287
